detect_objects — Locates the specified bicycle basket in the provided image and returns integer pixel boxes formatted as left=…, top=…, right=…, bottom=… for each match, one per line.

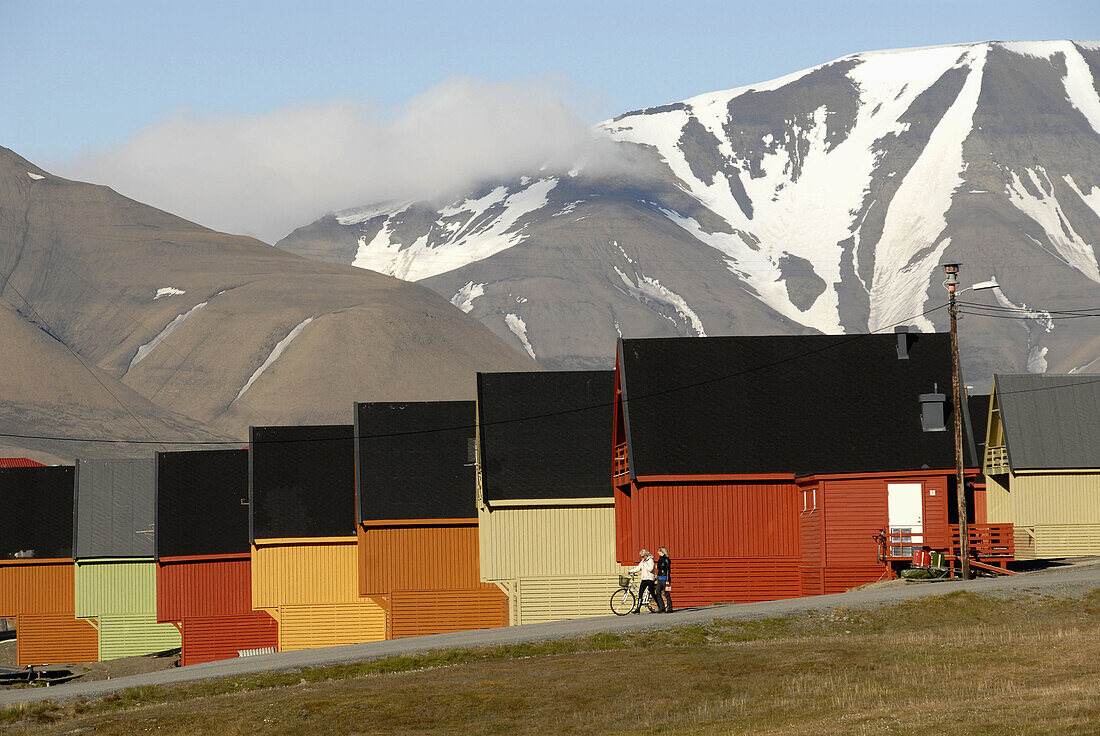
left=618, top=575, right=631, bottom=587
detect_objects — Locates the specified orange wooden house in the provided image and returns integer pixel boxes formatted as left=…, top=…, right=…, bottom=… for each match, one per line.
left=0, top=463, right=98, bottom=665
left=356, top=402, right=508, bottom=638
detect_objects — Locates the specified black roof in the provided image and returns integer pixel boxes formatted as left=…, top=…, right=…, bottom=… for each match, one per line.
left=0, top=466, right=74, bottom=560
left=619, top=333, right=977, bottom=476
left=356, top=401, right=476, bottom=521
left=478, top=370, right=615, bottom=501
left=250, top=425, right=356, bottom=540
left=156, top=449, right=249, bottom=558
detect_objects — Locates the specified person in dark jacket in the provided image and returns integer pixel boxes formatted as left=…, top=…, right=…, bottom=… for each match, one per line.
left=655, top=546, right=673, bottom=612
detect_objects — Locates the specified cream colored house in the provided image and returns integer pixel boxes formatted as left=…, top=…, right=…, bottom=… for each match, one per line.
left=476, top=371, right=627, bottom=625
left=984, top=374, right=1100, bottom=559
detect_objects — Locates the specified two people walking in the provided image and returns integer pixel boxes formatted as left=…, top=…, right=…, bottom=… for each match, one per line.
left=627, top=546, right=673, bottom=613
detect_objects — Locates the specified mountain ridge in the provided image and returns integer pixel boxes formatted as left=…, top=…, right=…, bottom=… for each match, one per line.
left=0, top=146, right=539, bottom=460
left=277, top=40, right=1100, bottom=381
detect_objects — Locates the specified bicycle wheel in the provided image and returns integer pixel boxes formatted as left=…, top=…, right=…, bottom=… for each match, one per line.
left=610, top=587, right=636, bottom=616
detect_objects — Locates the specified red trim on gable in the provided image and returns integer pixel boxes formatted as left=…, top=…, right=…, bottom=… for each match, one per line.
left=157, top=553, right=251, bottom=563
left=635, top=473, right=797, bottom=484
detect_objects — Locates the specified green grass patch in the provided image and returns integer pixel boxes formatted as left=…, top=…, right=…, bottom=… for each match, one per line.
left=2, top=589, right=1098, bottom=735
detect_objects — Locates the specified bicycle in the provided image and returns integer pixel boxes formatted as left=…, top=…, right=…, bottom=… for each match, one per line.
left=610, top=573, right=657, bottom=615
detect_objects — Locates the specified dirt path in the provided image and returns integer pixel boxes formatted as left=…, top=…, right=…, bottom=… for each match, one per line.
left=3, top=559, right=1097, bottom=707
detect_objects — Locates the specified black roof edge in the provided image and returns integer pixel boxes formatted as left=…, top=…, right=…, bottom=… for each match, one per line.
left=475, top=373, right=487, bottom=507
left=353, top=402, right=362, bottom=525
left=153, top=451, right=162, bottom=562
left=617, top=338, right=637, bottom=483
left=71, top=458, right=81, bottom=563
left=248, top=426, right=256, bottom=545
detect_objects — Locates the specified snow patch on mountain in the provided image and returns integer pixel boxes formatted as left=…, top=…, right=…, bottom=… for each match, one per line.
left=504, top=313, right=536, bottom=359
left=154, top=287, right=186, bottom=300
left=450, top=281, right=485, bottom=313
left=1063, top=174, right=1100, bottom=221
left=127, top=301, right=207, bottom=372
left=1027, top=346, right=1049, bottom=373
left=351, top=178, right=558, bottom=281
left=1057, top=42, right=1100, bottom=135
left=335, top=201, right=413, bottom=226
left=1005, top=167, right=1100, bottom=281
left=992, top=281, right=1055, bottom=333
left=869, top=46, right=989, bottom=331
left=26, top=172, right=44, bottom=181
left=233, top=317, right=313, bottom=404
left=614, top=266, right=706, bottom=336
left=609, top=44, right=972, bottom=333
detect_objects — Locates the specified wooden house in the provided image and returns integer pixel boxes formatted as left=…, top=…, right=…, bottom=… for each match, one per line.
left=356, top=401, right=508, bottom=638
left=613, top=332, right=1009, bottom=605
left=984, top=374, right=1100, bottom=559
left=249, top=425, right=385, bottom=651
left=476, top=371, right=626, bottom=624
left=74, top=458, right=181, bottom=660
left=155, top=449, right=277, bottom=666
left=0, top=463, right=98, bottom=665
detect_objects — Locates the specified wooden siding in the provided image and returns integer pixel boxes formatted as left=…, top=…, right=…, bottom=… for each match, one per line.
left=276, top=603, right=386, bottom=651
left=920, top=476, right=951, bottom=549
left=477, top=504, right=621, bottom=581
left=0, top=561, right=74, bottom=618
left=628, top=482, right=801, bottom=560
left=799, top=498, right=823, bottom=597
left=251, top=538, right=360, bottom=609
left=15, top=613, right=99, bottom=666
left=1011, top=524, right=1100, bottom=560
left=987, top=472, right=1100, bottom=526
left=510, top=575, right=622, bottom=625
left=669, top=558, right=802, bottom=606
left=614, top=484, right=634, bottom=564
left=358, top=524, right=484, bottom=595
left=180, top=613, right=278, bottom=666
left=75, top=559, right=157, bottom=618
left=821, top=476, right=950, bottom=565
left=389, top=588, right=508, bottom=638
left=157, top=558, right=253, bottom=623
left=97, top=615, right=182, bottom=661
left=822, top=478, right=888, bottom=568
left=823, top=566, right=890, bottom=594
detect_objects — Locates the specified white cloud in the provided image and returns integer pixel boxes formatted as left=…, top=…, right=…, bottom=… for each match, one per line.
left=51, top=78, right=622, bottom=243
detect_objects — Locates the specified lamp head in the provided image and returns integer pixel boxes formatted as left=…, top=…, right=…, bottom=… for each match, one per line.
left=942, top=262, right=960, bottom=290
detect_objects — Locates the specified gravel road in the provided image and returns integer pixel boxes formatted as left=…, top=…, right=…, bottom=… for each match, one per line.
left=3, top=559, right=1097, bottom=707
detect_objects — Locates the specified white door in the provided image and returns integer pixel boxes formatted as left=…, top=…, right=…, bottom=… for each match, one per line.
left=888, top=483, right=923, bottom=555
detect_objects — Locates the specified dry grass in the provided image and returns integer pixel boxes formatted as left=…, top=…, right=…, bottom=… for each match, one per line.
left=2, top=590, right=1098, bottom=735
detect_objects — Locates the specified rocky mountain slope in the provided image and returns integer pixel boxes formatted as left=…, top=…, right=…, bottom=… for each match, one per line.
left=0, top=147, right=537, bottom=459
left=278, top=41, right=1100, bottom=381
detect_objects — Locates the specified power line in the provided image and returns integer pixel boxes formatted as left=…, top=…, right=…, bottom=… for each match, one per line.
left=0, top=302, right=951, bottom=447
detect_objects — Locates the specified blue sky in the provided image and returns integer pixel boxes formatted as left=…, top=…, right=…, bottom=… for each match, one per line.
left=4, top=0, right=1098, bottom=160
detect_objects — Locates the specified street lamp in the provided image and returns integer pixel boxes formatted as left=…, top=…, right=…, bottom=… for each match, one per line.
left=942, top=264, right=999, bottom=579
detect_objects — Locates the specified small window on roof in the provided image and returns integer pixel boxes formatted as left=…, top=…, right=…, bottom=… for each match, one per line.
left=919, top=389, right=947, bottom=432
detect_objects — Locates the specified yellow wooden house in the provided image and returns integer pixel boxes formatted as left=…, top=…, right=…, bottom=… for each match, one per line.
left=983, top=374, right=1100, bottom=559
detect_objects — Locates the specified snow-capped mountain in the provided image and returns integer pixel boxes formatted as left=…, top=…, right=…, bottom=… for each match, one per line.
left=278, top=41, right=1100, bottom=381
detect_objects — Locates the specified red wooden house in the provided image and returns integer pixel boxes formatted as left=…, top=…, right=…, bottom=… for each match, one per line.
left=612, top=330, right=1009, bottom=605
left=156, top=449, right=276, bottom=666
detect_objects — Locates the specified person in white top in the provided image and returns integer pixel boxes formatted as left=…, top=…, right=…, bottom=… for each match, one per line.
left=627, top=549, right=656, bottom=613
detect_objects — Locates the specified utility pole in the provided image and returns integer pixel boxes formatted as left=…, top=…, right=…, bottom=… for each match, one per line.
left=943, top=263, right=970, bottom=579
